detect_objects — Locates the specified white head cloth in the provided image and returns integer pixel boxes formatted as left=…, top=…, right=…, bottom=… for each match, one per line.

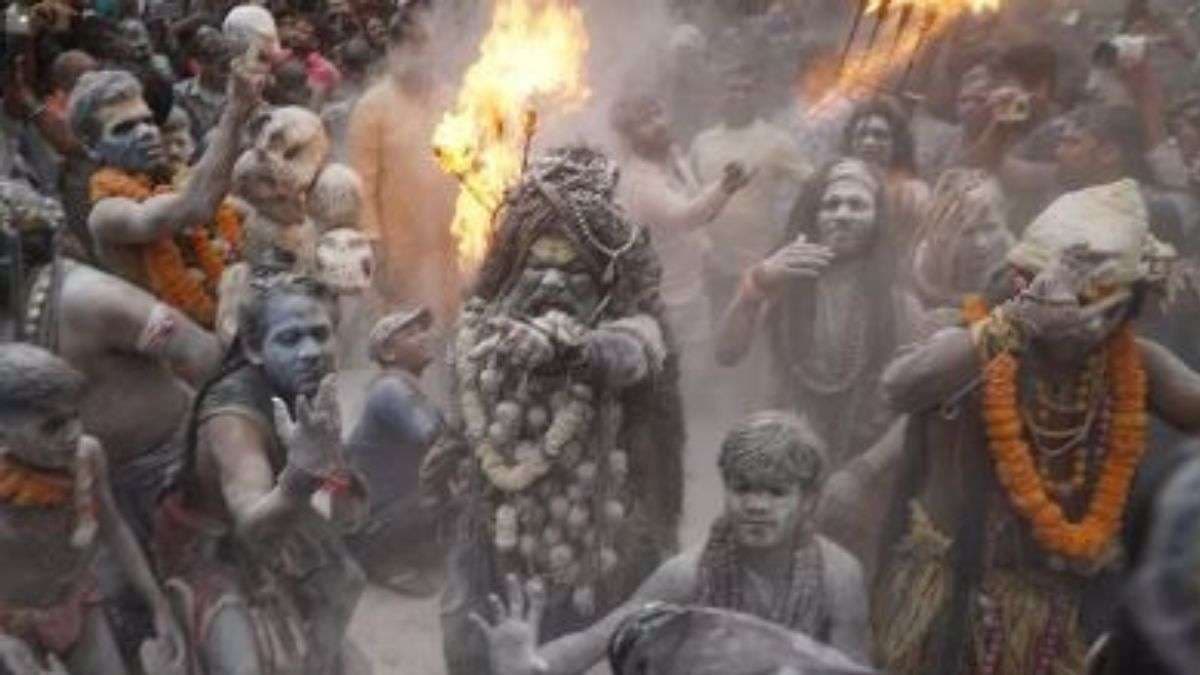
left=1007, top=178, right=1174, bottom=286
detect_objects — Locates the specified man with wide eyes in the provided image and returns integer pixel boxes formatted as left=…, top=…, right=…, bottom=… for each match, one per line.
left=67, top=56, right=263, bottom=330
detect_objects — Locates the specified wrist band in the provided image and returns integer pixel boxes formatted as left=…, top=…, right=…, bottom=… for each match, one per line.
left=279, top=465, right=323, bottom=499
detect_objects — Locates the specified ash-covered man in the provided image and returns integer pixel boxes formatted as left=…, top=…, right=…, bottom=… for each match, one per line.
left=611, top=90, right=749, bottom=417
left=69, top=51, right=262, bottom=329
left=153, top=274, right=366, bottom=675
left=344, top=306, right=445, bottom=597
left=0, top=344, right=184, bottom=674
left=420, top=147, right=685, bottom=675
left=471, top=412, right=872, bottom=675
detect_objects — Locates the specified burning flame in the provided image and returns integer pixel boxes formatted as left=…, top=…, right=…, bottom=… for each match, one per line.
left=833, top=0, right=1002, bottom=100
left=433, top=0, right=591, bottom=270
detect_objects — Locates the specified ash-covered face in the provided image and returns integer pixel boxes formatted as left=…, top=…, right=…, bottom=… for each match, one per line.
left=503, top=235, right=601, bottom=320
left=0, top=398, right=83, bottom=472
left=365, top=17, right=387, bottom=48
left=724, top=474, right=809, bottom=550
left=92, top=96, right=168, bottom=176
left=162, top=109, right=196, bottom=170
left=951, top=186, right=1010, bottom=290
left=235, top=107, right=330, bottom=223
left=816, top=178, right=878, bottom=260
left=316, top=228, right=374, bottom=293
left=850, top=114, right=895, bottom=168
left=626, top=99, right=672, bottom=158
left=119, top=19, right=153, bottom=62
left=250, top=292, right=337, bottom=400
left=957, top=65, right=993, bottom=137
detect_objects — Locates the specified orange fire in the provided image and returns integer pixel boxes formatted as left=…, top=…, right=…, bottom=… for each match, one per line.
left=433, top=0, right=591, bottom=270
left=836, top=0, right=1001, bottom=97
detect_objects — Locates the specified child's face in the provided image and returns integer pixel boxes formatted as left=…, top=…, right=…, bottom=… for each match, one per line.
left=387, top=326, right=434, bottom=374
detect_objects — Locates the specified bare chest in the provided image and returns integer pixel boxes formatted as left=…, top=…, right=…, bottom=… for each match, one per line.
left=0, top=507, right=95, bottom=608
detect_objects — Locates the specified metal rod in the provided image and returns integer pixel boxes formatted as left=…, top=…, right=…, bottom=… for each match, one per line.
left=900, top=8, right=939, bottom=91
left=837, top=0, right=872, bottom=77
left=889, top=1, right=916, bottom=58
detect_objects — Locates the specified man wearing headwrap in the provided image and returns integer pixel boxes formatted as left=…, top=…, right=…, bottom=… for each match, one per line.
left=420, top=146, right=685, bottom=675
left=468, top=411, right=871, bottom=675
left=858, top=176, right=1200, bottom=675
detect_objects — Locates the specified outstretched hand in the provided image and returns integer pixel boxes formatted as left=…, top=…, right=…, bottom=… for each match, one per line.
left=470, top=575, right=549, bottom=675
left=272, top=374, right=344, bottom=477
left=754, top=235, right=833, bottom=294
left=0, top=636, right=68, bottom=674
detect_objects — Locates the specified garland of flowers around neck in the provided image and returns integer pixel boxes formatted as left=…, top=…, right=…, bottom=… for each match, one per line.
left=0, top=454, right=72, bottom=507
left=452, top=299, right=632, bottom=616
left=981, top=322, right=1148, bottom=563
left=89, top=168, right=242, bottom=328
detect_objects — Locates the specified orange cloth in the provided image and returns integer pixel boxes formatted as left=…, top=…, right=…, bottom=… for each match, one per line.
left=347, top=79, right=461, bottom=324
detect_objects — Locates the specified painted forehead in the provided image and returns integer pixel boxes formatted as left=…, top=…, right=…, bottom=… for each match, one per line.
left=529, top=235, right=580, bottom=267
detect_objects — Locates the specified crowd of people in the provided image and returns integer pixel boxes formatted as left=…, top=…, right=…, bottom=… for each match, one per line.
left=1, top=0, right=1200, bottom=674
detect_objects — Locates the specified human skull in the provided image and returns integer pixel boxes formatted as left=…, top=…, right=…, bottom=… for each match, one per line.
left=316, top=228, right=374, bottom=294
left=234, top=106, right=330, bottom=224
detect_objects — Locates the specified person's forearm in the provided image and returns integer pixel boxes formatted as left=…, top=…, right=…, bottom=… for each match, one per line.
left=175, top=100, right=253, bottom=228
left=715, top=271, right=766, bottom=366
left=881, top=327, right=981, bottom=413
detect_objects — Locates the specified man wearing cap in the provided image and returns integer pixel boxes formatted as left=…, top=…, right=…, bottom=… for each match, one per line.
left=344, top=307, right=444, bottom=597
left=469, top=411, right=872, bottom=675
left=864, top=175, right=1200, bottom=675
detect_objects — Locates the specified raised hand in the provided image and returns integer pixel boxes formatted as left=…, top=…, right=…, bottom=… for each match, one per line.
left=470, top=575, right=549, bottom=675
left=754, top=235, right=834, bottom=293
left=272, top=374, right=344, bottom=477
left=0, top=636, right=68, bottom=674
left=228, top=46, right=269, bottom=113
left=987, top=85, right=1032, bottom=125
left=493, top=317, right=556, bottom=369
left=720, top=161, right=754, bottom=196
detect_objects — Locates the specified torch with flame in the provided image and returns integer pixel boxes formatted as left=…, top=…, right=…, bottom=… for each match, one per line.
left=433, top=0, right=590, bottom=271
left=834, top=0, right=1002, bottom=98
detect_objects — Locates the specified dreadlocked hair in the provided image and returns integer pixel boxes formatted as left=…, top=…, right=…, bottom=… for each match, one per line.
left=473, top=145, right=666, bottom=322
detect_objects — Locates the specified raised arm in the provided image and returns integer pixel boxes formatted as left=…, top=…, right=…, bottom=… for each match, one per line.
left=1141, top=338, right=1200, bottom=433
left=881, top=327, right=980, bottom=414
left=65, top=265, right=222, bottom=386
left=89, top=61, right=263, bottom=246
left=715, top=237, right=832, bottom=366
left=627, top=162, right=749, bottom=236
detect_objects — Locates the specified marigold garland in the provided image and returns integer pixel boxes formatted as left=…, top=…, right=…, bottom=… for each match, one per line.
left=0, top=454, right=72, bottom=508
left=961, top=293, right=990, bottom=325
left=982, top=323, right=1147, bottom=563
left=89, top=168, right=242, bottom=328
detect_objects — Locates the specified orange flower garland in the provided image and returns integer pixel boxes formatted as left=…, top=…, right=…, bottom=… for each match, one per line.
left=89, top=168, right=242, bottom=328
left=0, top=454, right=72, bottom=508
left=982, top=323, right=1147, bottom=562
left=961, top=293, right=990, bottom=325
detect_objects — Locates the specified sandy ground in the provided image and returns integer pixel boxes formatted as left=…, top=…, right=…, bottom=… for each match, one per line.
left=343, top=359, right=738, bottom=675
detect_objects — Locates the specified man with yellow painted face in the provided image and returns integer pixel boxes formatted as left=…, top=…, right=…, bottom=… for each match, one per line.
left=421, top=146, right=684, bottom=675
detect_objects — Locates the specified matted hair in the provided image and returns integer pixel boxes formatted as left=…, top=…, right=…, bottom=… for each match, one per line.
left=718, top=411, right=827, bottom=491
left=67, top=69, right=143, bottom=147
left=0, top=344, right=85, bottom=413
left=237, top=273, right=340, bottom=351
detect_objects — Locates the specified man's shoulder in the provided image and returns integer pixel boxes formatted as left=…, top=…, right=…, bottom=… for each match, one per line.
left=815, top=536, right=865, bottom=587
